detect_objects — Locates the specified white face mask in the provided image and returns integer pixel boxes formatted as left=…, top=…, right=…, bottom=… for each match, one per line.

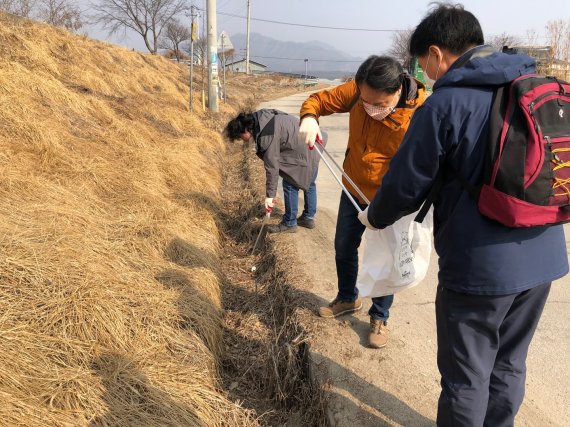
left=362, top=102, right=394, bottom=121
left=362, top=91, right=400, bottom=121
left=423, top=52, right=441, bottom=88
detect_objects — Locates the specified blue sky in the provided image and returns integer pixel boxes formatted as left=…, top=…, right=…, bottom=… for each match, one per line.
left=81, top=0, right=568, bottom=58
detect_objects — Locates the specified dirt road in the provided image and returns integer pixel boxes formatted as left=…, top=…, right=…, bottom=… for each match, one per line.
left=259, top=91, right=570, bottom=426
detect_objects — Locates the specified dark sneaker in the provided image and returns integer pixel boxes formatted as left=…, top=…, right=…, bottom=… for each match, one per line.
left=267, top=223, right=297, bottom=234
left=297, top=216, right=315, bottom=229
left=368, top=318, right=389, bottom=349
left=318, top=297, right=362, bottom=318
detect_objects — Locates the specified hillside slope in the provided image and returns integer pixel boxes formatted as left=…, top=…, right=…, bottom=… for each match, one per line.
left=0, top=13, right=256, bottom=426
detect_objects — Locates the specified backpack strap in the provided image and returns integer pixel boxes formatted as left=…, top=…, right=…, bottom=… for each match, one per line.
left=414, top=168, right=444, bottom=223
left=415, top=83, right=509, bottom=223
left=454, top=169, right=481, bottom=200
left=414, top=164, right=481, bottom=223
left=485, top=85, right=510, bottom=183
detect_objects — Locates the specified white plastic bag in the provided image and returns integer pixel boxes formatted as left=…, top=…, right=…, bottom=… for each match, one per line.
left=356, top=209, right=433, bottom=297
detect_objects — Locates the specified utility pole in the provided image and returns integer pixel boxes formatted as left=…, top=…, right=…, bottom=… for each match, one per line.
left=245, top=0, right=251, bottom=75
left=201, top=9, right=206, bottom=111
left=189, top=4, right=198, bottom=112
left=206, top=0, right=218, bottom=112
left=221, top=32, right=226, bottom=102
left=304, top=58, right=308, bottom=87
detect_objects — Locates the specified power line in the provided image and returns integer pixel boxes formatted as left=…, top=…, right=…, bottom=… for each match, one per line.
left=250, top=55, right=362, bottom=63
left=217, top=2, right=246, bottom=20
left=217, top=11, right=404, bottom=32
left=212, top=8, right=551, bottom=41
left=217, top=0, right=233, bottom=10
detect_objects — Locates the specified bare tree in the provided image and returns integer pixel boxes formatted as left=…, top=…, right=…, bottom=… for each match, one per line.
left=37, top=0, right=82, bottom=31
left=525, top=28, right=540, bottom=46
left=546, top=19, right=570, bottom=62
left=223, top=47, right=235, bottom=73
left=387, top=29, right=414, bottom=70
left=159, top=18, right=190, bottom=62
left=487, top=32, right=522, bottom=51
left=0, top=0, right=36, bottom=17
left=545, top=19, right=570, bottom=79
left=0, top=0, right=17, bottom=14
left=92, top=0, right=189, bottom=55
left=182, top=35, right=206, bottom=65
left=17, top=0, right=35, bottom=16
left=524, top=28, right=542, bottom=58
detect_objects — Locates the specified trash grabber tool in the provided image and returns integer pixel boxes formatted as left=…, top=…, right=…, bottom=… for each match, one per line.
left=311, top=136, right=369, bottom=212
left=251, top=211, right=271, bottom=256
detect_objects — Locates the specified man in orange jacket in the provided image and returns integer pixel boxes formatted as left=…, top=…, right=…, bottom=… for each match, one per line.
left=299, top=55, right=426, bottom=348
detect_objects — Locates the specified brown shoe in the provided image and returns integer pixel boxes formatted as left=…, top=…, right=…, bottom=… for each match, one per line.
left=319, top=297, right=362, bottom=318
left=369, top=318, right=389, bottom=349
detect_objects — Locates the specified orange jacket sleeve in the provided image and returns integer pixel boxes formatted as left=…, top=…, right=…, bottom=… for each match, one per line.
left=300, top=80, right=359, bottom=119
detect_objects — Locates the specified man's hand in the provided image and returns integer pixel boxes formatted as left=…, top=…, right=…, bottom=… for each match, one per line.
left=358, top=207, right=378, bottom=230
left=299, top=116, right=322, bottom=148
left=264, top=197, right=274, bottom=213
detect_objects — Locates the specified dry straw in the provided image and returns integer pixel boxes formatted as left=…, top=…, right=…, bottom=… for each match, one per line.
left=0, top=13, right=255, bottom=426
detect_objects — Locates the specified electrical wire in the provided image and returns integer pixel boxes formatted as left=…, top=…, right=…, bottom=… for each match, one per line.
left=250, top=55, right=361, bottom=63
left=217, top=11, right=403, bottom=32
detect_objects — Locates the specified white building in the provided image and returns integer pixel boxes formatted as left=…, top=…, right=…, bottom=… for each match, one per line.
left=224, top=59, right=267, bottom=74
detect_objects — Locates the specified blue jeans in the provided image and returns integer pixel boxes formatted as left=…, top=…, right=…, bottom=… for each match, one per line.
left=335, top=191, right=394, bottom=321
left=282, top=169, right=318, bottom=226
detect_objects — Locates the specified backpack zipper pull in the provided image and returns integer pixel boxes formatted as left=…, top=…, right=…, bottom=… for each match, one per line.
left=529, top=102, right=542, bottom=133
left=546, top=136, right=562, bottom=163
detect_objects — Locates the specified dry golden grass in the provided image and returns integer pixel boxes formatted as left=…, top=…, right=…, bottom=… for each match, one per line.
left=217, top=144, right=328, bottom=426
left=0, top=12, right=258, bottom=426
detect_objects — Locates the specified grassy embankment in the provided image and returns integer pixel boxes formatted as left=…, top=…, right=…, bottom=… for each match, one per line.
left=0, top=12, right=309, bottom=426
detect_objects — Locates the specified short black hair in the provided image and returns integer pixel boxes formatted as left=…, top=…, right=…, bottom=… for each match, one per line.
left=224, top=112, right=255, bottom=140
left=354, top=55, right=404, bottom=94
left=409, top=3, right=484, bottom=57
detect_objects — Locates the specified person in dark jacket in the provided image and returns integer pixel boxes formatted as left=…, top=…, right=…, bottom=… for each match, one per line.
left=225, top=109, right=324, bottom=233
left=359, top=4, right=568, bottom=426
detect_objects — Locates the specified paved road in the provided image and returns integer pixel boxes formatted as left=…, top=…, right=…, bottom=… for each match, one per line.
left=260, top=91, right=570, bottom=426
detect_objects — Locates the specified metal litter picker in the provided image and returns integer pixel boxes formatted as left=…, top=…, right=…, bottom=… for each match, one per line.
left=311, top=135, right=433, bottom=297
left=250, top=204, right=272, bottom=274
left=251, top=210, right=271, bottom=257
left=311, top=136, right=370, bottom=210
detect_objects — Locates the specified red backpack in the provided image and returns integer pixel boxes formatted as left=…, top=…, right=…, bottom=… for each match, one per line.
left=416, top=74, right=570, bottom=227
left=479, top=75, right=570, bottom=227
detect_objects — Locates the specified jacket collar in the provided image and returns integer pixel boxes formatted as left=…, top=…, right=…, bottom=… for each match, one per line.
left=448, top=45, right=496, bottom=72
left=400, top=74, right=418, bottom=106
left=382, top=76, right=426, bottom=130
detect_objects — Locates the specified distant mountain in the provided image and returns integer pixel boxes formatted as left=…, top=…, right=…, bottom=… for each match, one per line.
left=226, top=33, right=363, bottom=79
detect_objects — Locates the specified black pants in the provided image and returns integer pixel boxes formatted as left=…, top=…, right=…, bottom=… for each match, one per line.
left=435, top=282, right=551, bottom=427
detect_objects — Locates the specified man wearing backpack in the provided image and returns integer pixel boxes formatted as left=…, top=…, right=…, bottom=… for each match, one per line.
left=360, top=4, right=568, bottom=426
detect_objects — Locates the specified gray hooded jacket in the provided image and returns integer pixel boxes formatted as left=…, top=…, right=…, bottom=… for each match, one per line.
left=253, top=109, right=325, bottom=197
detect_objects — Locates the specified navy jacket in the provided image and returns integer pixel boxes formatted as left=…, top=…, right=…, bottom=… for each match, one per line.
left=367, top=46, right=568, bottom=295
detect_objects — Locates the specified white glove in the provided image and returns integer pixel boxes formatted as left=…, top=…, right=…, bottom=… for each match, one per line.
left=299, top=116, right=322, bottom=148
left=264, top=197, right=274, bottom=213
left=358, top=206, right=378, bottom=230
